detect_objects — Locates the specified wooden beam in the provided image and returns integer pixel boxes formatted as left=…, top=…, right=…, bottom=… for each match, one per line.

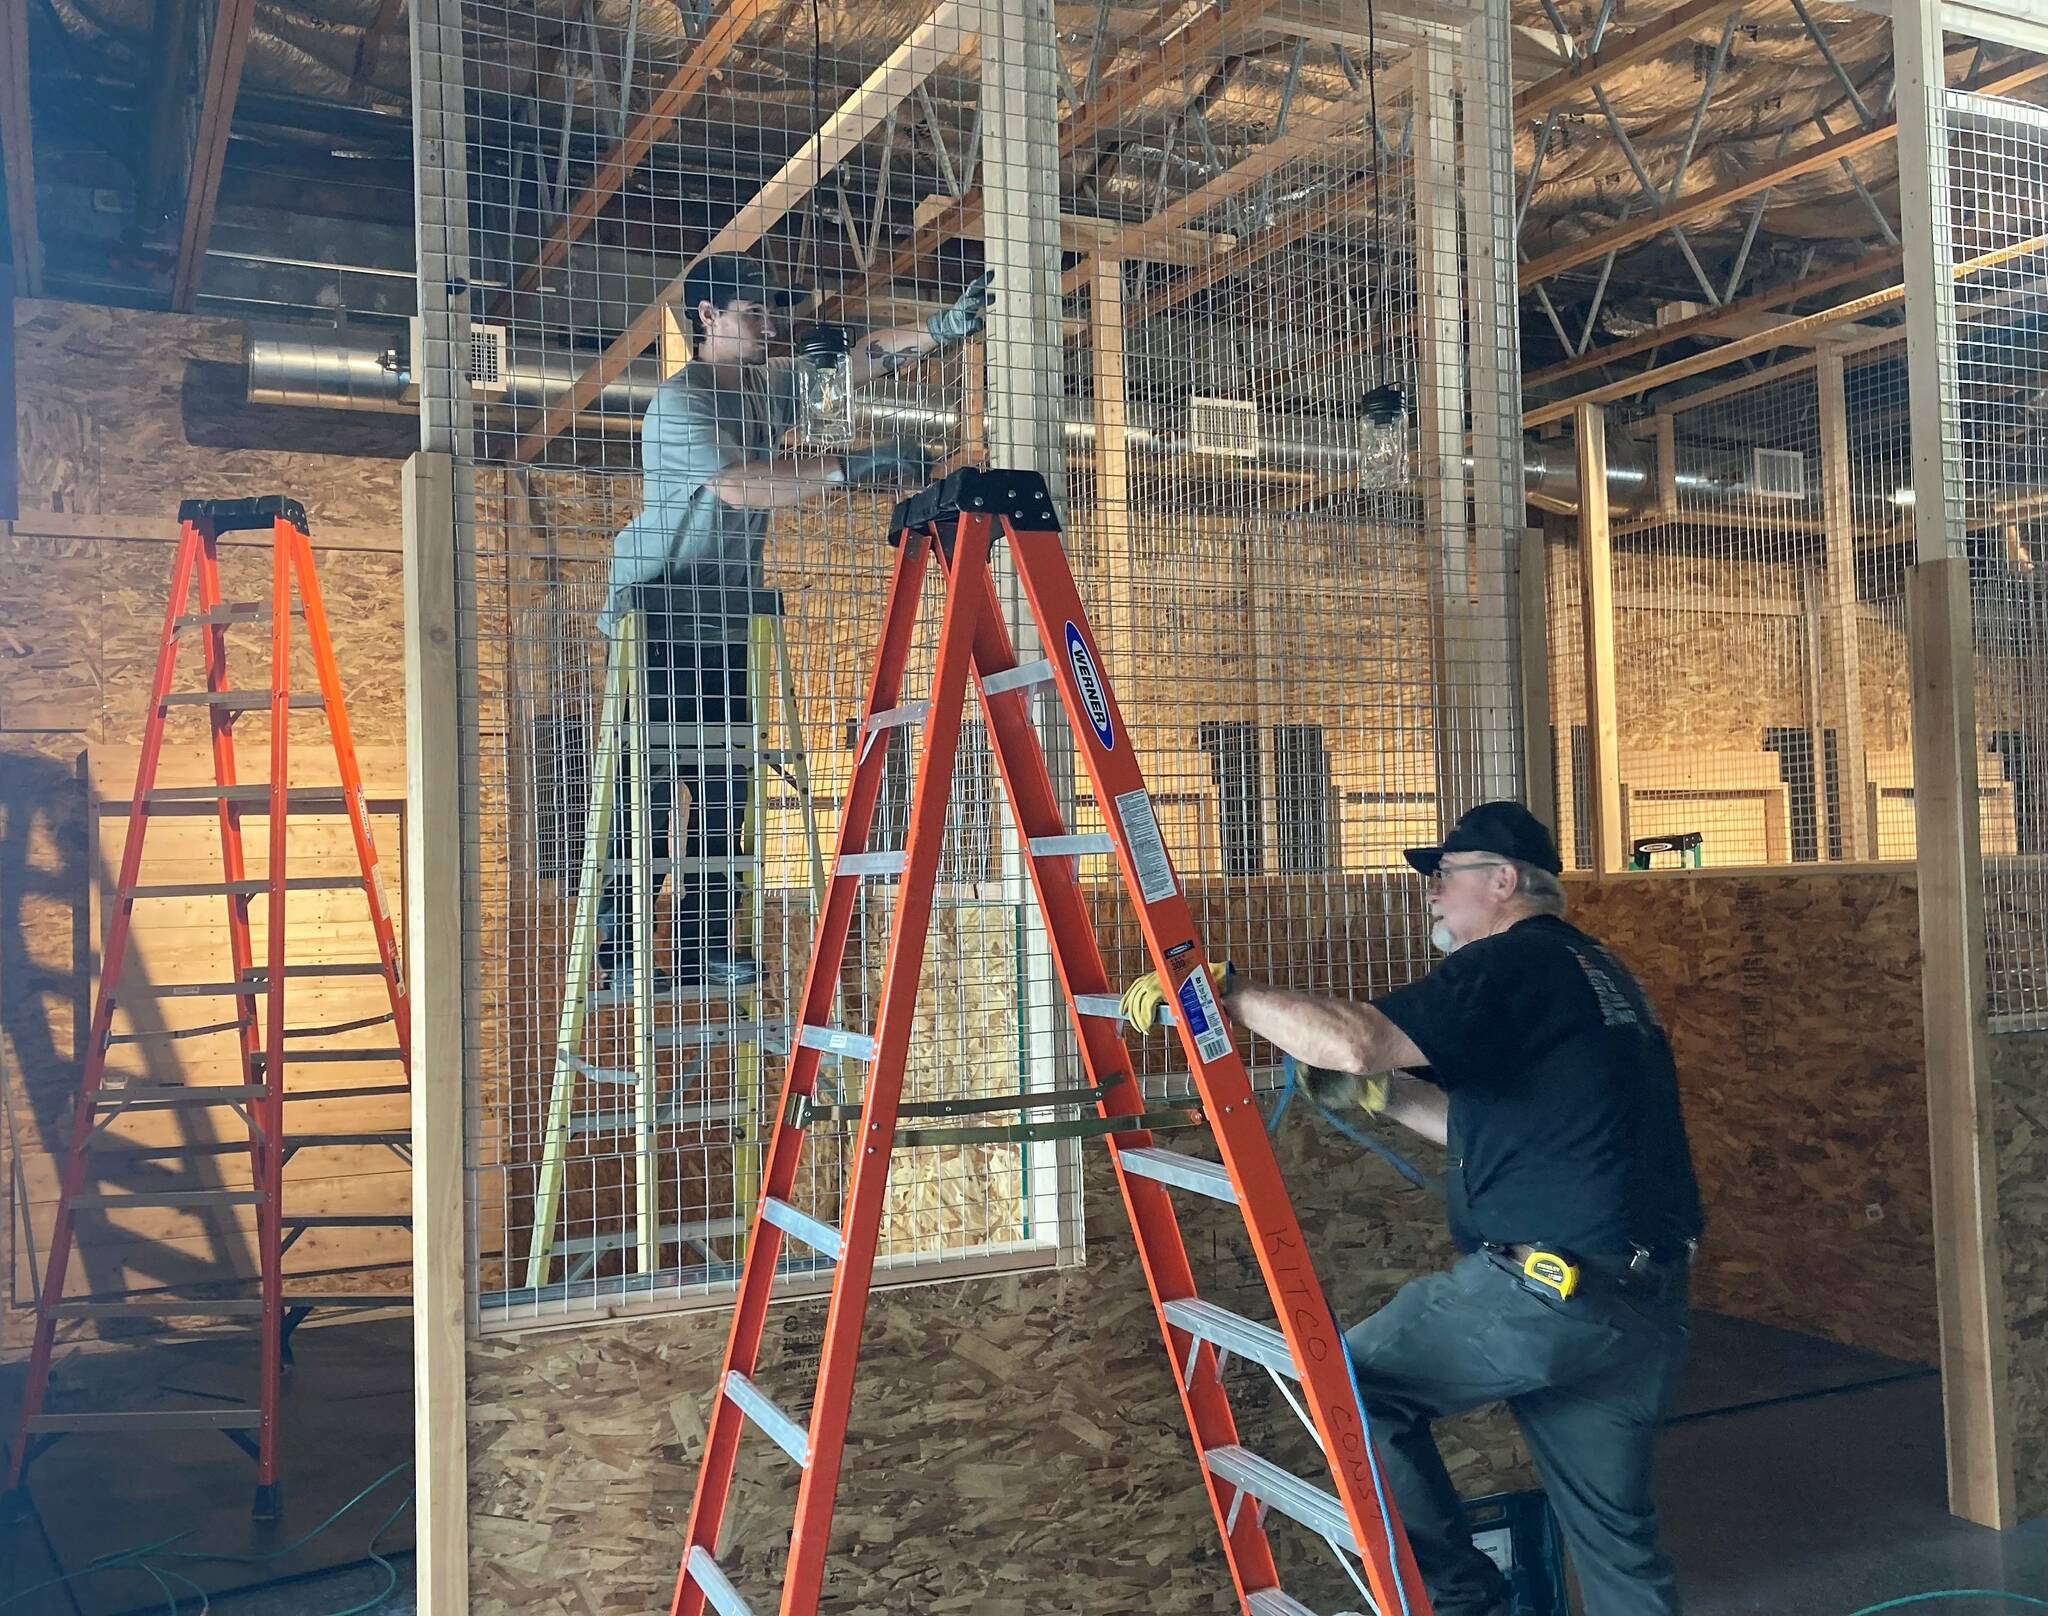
left=170, top=0, right=259, bottom=311
left=1519, top=53, right=2048, bottom=293
left=517, top=0, right=969, bottom=461
left=0, top=0, right=41, bottom=296
left=1255, top=0, right=1568, bottom=78
left=1524, top=247, right=1904, bottom=393
left=1522, top=228, right=2048, bottom=428
left=347, top=0, right=408, bottom=100
left=1090, top=256, right=1131, bottom=678
left=1520, top=526, right=1556, bottom=834
left=1817, top=347, right=1872, bottom=860
left=403, top=450, right=470, bottom=1616
left=1519, top=0, right=1746, bottom=121
left=1575, top=402, right=1623, bottom=873
left=658, top=302, right=691, bottom=379
left=495, top=0, right=779, bottom=313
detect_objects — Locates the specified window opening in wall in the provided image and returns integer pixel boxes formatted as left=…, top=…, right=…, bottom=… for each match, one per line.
left=1197, top=719, right=1266, bottom=877
left=1273, top=723, right=1331, bottom=875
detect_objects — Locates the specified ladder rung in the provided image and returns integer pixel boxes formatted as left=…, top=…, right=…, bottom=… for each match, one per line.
left=257, top=1046, right=405, bottom=1065
left=283, top=1293, right=410, bottom=1310
left=93, top=1084, right=266, bottom=1109
left=1203, top=1446, right=1358, bottom=1557
left=68, top=1189, right=262, bottom=1210
left=1074, top=993, right=1124, bottom=1020
left=90, top=1140, right=249, bottom=1162
left=980, top=657, right=1054, bottom=695
left=836, top=850, right=906, bottom=878
left=53, top=1298, right=266, bottom=1318
left=685, top=1546, right=757, bottom=1616
left=723, top=1372, right=812, bottom=1468
left=117, top=979, right=255, bottom=998
left=1161, top=1298, right=1300, bottom=1382
left=139, top=784, right=356, bottom=811
left=1247, top=1590, right=1322, bottom=1616
left=108, top=1017, right=247, bottom=1044
left=1115, top=1146, right=1237, bottom=1204
left=760, top=1197, right=843, bottom=1261
left=174, top=602, right=298, bottom=628
left=246, top=962, right=392, bottom=981
left=798, top=1024, right=875, bottom=1062
left=161, top=691, right=324, bottom=711
left=862, top=700, right=928, bottom=733
left=286, top=1084, right=409, bottom=1103
left=286, top=1213, right=413, bottom=1229
left=128, top=876, right=360, bottom=899
left=289, top=1130, right=409, bottom=1148
left=1029, top=833, right=1116, bottom=857
left=28, top=1409, right=263, bottom=1433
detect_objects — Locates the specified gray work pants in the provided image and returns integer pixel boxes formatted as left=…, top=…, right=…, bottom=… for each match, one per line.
left=1344, top=1251, right=1690, bottom=1616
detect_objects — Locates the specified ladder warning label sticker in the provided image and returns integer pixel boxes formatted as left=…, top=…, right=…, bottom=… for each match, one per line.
left=1175, top=969, right=1231, bottom=1064
left=1114, top=788, right=1177, bottom=903
left=1065, top=623, right=1116, bottom=750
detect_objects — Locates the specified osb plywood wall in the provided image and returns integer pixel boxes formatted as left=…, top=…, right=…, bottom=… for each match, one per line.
left=1991, top=1028, right=2048, bottom=1521
left=467, top=1123, right=1526, bottom=1616
left=3, top=301, right=412, bottom=1350
left=1567, top=868, right=1937, bottom=1364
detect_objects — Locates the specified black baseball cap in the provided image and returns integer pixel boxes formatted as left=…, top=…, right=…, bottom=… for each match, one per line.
left=679, top=253, right=809, bottom=316
left=1404, top=801, right=1562, bottom=877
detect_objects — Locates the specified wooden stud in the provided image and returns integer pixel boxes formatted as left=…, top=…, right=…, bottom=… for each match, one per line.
left=402, top=450, right=469, bottom=1615
left=1089, top=256, right=1131, bottom=677
left=1519, top=526, right=1557, bottom=838
left=1, top=0, right=42, bottom=297
left=1574, top=403, right=1623, bottom=873
left=170, top=0, right=259, bottom=311
left=1817, top=348, right=1872, bottom=859
left=1517, top=0, right=1746, bottom=120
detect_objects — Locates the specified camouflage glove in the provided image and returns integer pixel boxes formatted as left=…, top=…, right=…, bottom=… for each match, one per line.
left=1301, top=1064, right=1391, bottom=1115
left=926, top=272, right=994, bottom=345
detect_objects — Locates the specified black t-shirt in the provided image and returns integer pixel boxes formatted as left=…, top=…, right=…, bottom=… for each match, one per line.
left=1372, top=914, right=1704, bottom=1262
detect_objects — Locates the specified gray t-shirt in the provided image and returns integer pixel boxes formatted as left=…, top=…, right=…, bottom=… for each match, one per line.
left=600, top=357, right=807, bottom=640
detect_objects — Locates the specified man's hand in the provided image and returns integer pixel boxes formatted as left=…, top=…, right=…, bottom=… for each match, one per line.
left=840, top=439, right=934, bottom=488
left=927, top=272, right=994, bottom=346
left=1121, top=960, right=1234, bottom=1032
left=1301, top=1064, right=1391, bottom=1115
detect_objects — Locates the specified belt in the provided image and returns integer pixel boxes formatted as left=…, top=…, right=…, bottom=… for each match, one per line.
left=1494, top=1242, right=1692, bottom=1298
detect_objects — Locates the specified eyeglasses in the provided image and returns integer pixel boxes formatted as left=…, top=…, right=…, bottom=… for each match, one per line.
left=1425, top=857, right=1507, bottom=888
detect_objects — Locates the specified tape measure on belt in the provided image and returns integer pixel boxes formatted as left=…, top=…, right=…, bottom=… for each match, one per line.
left=1521, top=1248, right=1581, bottom=1300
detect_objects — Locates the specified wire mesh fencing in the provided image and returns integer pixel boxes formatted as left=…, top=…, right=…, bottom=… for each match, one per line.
left=419, top=0, right=1527, bottom=1324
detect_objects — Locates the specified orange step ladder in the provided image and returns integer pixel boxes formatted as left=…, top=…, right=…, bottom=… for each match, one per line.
left=669, top=468, right=1432, bottom=1616
left=4, top=496, right=411, bottom=1519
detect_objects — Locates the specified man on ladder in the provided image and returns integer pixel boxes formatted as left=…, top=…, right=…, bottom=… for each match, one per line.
left=594, top=251, right=993, bottom=993
left=1132, top=802, right=1702, bottom=1616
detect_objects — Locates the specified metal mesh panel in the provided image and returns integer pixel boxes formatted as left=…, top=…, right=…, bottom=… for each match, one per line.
left=1947, top=88, right=2048, bottom=1026
left=417, top=0, right=1526, bottom=1324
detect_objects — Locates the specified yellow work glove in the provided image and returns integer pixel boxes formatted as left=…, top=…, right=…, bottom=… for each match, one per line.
left=1302, top=1064, right=1391, bottom=1115
left=1121, top=960, right=1235, bottom=1032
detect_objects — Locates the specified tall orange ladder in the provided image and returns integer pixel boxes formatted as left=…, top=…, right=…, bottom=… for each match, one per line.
left=669, top=468, right=1432, bottom=1616
left=3, top=497, right=412, bottom=1519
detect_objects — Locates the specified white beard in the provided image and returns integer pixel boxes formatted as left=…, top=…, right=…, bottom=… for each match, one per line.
left=1430, top=921, right=1462, bottom=955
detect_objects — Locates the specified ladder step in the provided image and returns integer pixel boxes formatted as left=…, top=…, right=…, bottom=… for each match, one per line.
left=798, top=1024, right=875, bottom=1062
left=1247, top=1590, right=1322, bottom=1616
left=862, top=700, right=929, bottom=734
left=685, top=1546, right=757, bottom=1616
left=1029, top=833, right=1116, bottom=857
left=289, top=1130, right=409, bottom=1148
left=117, top=979, right=255, bottom=998
left=723, top=1371, right=812, bottom=1468
left=108, top=1017, right=248, bottom=1044
left=247, top=962, right=393, bottom=981
left=760, top=1197, right=844, bottom=1261
left=161, top=691, right=325, bottom=711
left=92, top=1084, right=266, bottom=1110
left=283, top=1292, right=410, bottom=1311
left=836, top=850, right=907, bottom=878
left=980, top=657, right=1055, bottom=694
left=286, top=1084, right=409, bottom=1103
left=1115, top=1146, right=1238, bottom=1204
left=173, top=602, right=300, bottom=628
left=1203, top=1446, right=1358, bottom=1557
left=139, top=785, right=357, bottom=811
left=91, top=1140, right=250, bottom=1162
left=68, top=1189, right=262, bottom=1210
left=27, top=1409, right=263, bottom=1434
left=1161, top=1298, right=1300, bottom=1382
left=128, top=876, right=360, bottom=899
left=53, top=1298, right=266, bottom=1318
left=1074, top=993, right=1124, bottom=1020
left=286, top=1213, right=413, bottom=1229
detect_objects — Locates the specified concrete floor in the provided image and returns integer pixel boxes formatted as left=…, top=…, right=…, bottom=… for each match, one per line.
left=7, top=1312, right=2045, bottom=1616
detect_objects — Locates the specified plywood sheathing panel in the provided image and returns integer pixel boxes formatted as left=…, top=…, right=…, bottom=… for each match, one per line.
left=1990, top=1028, right=2048, bottom=1521
left=1569, top=869, right=1936, bottom=1364
left=467, top=1124, right=1528, bottom=1616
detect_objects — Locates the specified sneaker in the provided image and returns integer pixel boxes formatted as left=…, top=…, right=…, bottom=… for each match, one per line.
left=674, top=951, right=760, bottom=989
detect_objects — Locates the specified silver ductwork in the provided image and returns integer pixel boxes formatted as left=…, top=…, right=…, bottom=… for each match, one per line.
left=239, top=336, right=1792, bottom=514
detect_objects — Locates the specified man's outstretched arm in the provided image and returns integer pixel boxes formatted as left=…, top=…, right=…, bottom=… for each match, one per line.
left=1220, top=979, right=1448, bottom=1145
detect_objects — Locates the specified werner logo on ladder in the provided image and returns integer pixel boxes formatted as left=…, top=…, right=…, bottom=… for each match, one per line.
left=670, top=468, right=1431, bottom=1616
